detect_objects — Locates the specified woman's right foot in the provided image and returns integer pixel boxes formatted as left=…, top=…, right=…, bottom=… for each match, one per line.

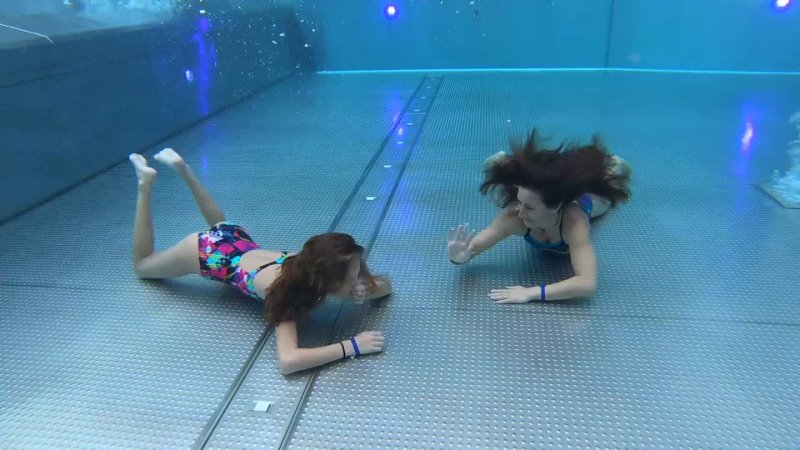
left=129, top=153, right=156, bottom=186
left=483, top=151, right=508, bottom=171
left=154, top=148, right=187, bottom=171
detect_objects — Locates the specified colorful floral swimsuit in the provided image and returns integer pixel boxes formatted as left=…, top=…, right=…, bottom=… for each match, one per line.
left=197, top=222, right=288, bottom=300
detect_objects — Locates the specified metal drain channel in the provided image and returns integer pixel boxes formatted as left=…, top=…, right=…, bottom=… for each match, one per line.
left=277, top=74, right=443, bottom=450
left=195, top=75, right=439, bottom=449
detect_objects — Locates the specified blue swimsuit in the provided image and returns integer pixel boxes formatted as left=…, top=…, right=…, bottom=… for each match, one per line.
left=523, top=194, right=593, bottom=254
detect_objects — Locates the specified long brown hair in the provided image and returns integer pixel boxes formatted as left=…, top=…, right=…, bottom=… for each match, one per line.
left=480, top=129, right=631, bottom=209
left=264, top=232, right=376, bottom=325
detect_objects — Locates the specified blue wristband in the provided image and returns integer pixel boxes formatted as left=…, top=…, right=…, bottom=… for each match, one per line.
left=540, top=284, right=546, bottom=302
left=350, top=336, right=360, bottom=357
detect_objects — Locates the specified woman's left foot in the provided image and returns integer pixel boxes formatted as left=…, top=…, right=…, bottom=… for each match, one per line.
left=154, top=148, right=187, bottom=171
left=129, top=153, right=157, bottom=186
left=611, top=155, right=632, bottom=178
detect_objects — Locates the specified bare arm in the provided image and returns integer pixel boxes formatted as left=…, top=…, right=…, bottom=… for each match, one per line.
left=275, top=321, right=345, bottom=375
left=332, top=274, right=393, bottom=303
left=365, top=275, right=392, bottom=300
left=538, top=205, right=597, bottom=300
left=489, top=205, right=597, bottom=303
left=275, top=321, right=384, bottom=375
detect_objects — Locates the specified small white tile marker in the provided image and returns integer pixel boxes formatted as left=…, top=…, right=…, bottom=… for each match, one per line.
left=366, top=196, right=377, bottom=201
left=254, top=401, right=271, bottom=412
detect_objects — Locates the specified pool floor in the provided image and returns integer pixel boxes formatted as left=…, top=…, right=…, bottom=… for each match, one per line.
left=2, top=71, right=799, bottom=449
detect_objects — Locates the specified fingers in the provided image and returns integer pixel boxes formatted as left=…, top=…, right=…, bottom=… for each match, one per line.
left=488, top=286, right=525, bottom=302
left=358, top=330, right=384, bottom=340
left=351, top=281, right=366, bottom=301
left=356, top=330, right=385, bottom=354
left=449, top=223, right=474, bottom=243
left=488, top=286, right=520, bottom=296
left=448, top=224, right=463, bottom=242
left=489, top=294, right=520, bottom=304
left=490, top=286, right=522, bottom=291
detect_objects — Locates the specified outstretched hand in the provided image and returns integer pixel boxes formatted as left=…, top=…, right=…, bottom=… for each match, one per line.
left=448, top=223, right=477, bottom=264
left=489, top=286, right=536, bottom=304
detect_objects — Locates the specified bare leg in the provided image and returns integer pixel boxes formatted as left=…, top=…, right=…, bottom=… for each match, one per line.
left=129, top=153, right=201, bottom=279
left=155, top=148, right=225, bottom=228
left=130, top=153, right=157, bottom=264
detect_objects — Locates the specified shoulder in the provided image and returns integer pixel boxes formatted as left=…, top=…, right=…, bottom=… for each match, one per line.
left=562, top=203, right=590, bottom=244
left=494, top=205, right=527, bottom=236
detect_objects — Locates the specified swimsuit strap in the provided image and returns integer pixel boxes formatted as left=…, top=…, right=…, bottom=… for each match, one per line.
left=253, top=251, right=289, bottom=274
left=525, top=207, right=567, bottom=249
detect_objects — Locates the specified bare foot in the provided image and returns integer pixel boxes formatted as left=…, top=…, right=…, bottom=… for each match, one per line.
left=483, top=150, right=508, bottom=171
left=611, top=155, right=632, bottom=178
left=154, top=148, right=187, bottom=171
left=129, top=153, right=156, bottom=186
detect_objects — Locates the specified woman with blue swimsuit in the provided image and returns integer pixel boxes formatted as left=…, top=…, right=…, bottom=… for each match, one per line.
left=128, top=148, right=392, bottom=375
left=448, top=129, right=632, bottom=303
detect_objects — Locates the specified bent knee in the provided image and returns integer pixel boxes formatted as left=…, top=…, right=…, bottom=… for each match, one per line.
left=133, top=234, right=200, bottom=279
left=133, top=259, right=162, bottom=279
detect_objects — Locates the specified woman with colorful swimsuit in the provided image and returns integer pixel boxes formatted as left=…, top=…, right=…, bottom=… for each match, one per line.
left=129, top=148, right=392, bottom=375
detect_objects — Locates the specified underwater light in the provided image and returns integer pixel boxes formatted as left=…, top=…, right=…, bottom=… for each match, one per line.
left=775, top=0, right=792, bottom=10
left=384, top=5, right=398, bottom=19
left=741, top=122, right=755, bottom=152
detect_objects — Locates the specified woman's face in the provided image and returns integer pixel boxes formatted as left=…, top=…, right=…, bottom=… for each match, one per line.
left=516, top=186, right=560, bottom=228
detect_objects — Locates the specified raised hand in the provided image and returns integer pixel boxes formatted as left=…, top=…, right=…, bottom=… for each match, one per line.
left=448, top=223, right=477, bottom=264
